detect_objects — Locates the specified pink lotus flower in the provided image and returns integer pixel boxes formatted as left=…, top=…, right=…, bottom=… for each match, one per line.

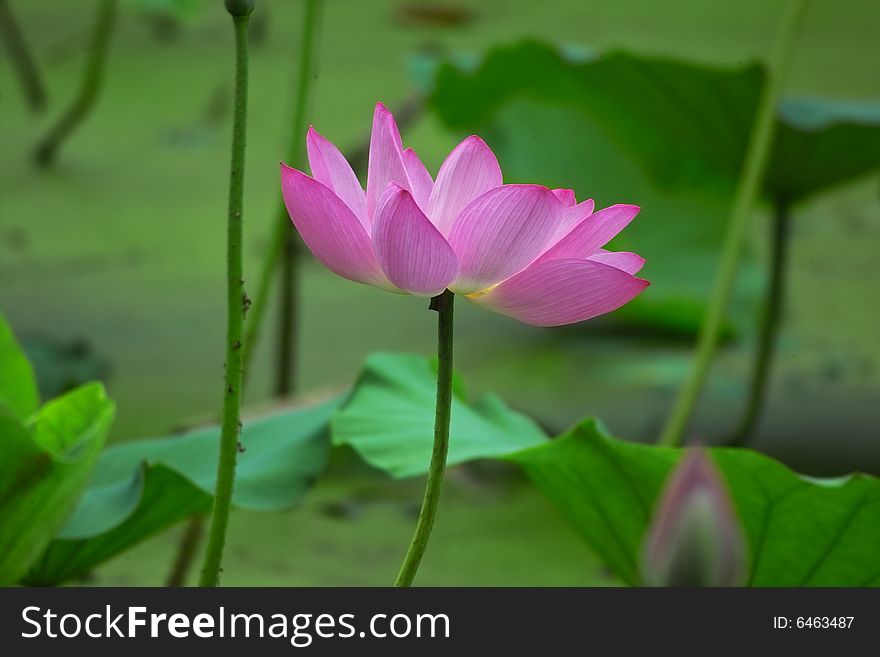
left=280, top=103, right=649, bottom=326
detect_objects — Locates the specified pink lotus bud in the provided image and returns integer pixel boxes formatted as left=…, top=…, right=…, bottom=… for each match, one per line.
left=642, top=449, right=747, bottom=587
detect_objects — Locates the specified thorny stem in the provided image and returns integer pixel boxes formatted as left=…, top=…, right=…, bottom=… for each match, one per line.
left=198, top=8, right=251, bottom=587
left=395, top=290, right=454, bottom=587
left=727, top=198, right=791, bottom=446
left=658, top=0, right=807, bottom=447
left=33, top=0, right=116, bottom=166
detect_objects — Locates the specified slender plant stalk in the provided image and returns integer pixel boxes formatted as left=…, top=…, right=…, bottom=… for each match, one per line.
left=165, top=513, right=205, bottom=586
left=198, top=5, right=251, bottom=588
left=658, top=0, right=807, bottom=447
left=395, top=290, right=455, bottom=587
left=275, top=0, right=323, bottom=396
left=0, top=0, right=48, bottom=112
left=171, top=3, right=322, bottom=585
left=727, top=198, right=791, bottom=446
left=33, top=0, right=116, bottom=166
left=275, top=216, right=301, bottom=395
left=244, top=0, right=322, bottom=395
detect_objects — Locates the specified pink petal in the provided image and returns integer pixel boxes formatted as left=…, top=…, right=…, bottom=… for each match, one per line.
left=588, top=250, right=646, bottom=275
left=447, top=185, right=562, bottom=294
left=402, top=147, right=433, bottom=212
left=554, top=198, right=595, bottom=242
left=427, top=135, right=503, bottom=236
left=552, top=188, right=576, bottom=207
left=281, top=164, right=391, bottom=289
left=307, top=126, right=368, bottom=227
left=371, top=184, right=459, bottom=297
left=366, top=103, right=411, bottom=221
left=469, top=257, right=649, bottom=327
left=539, top=204, right=640, bottom=262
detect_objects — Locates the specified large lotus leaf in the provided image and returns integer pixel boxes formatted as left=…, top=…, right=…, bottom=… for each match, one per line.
left=24, top=395, right=342, bottom=584
left=0, top=383, right=115, bottom=585
left=510, top=420, right=880, bottom=586
left=332, top=353, right=547, bottom=478
left=768, top=98, right=880, bottom=201
left=430, top=40, right=880, bottom=203
left=25, top=463, right=210, bottom=585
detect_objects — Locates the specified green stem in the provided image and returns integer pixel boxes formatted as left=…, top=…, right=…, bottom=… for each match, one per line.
left=33, top=0, right=116, bottom=167
left=165, top=514, right=205, bottom=586
left=727, top=198, right=791, bottom=446
left=273, top=0, right=323, bottom=396
left=275, top=226, right=300, bottom=395
left=198, top=8, right=251, bottom=588
left=0, top=0, right=48, bottom=113
left=395, top=290, right=454, bottom=587
left=241, top=0, right=323, bottom=395
left=657, top=0, right=807, bottom=447
left=276, top=0, right=322, bottom=396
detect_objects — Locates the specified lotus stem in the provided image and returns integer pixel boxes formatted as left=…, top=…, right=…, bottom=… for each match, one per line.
left=165, top=513, right=205, bottom=586
left=275, top=216, right=301, bottom=396
left=395, top=289, right=454, bottom=587
left=274, top=0, right=324, bottom=397
left=239, top=0, right=322, bottom=396
left=0, top=0, right=48, bottom=113
left=727, top=197, right=791, bottom=446
left=280, top=0, right=324, bottom=396
left=33, top=0, right=116, bottom=167
left=199, top=2, right=252, bottom=587
left=658, top=0, right=807, bottom=447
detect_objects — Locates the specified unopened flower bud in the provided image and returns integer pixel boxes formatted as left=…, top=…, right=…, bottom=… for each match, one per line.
left=224, top=0, right=254, bottom=17
left=642, top=449, right=747, bottom=587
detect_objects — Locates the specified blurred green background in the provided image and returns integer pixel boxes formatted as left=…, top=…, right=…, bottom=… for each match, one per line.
left=1, top=0, right=878, bottom=585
